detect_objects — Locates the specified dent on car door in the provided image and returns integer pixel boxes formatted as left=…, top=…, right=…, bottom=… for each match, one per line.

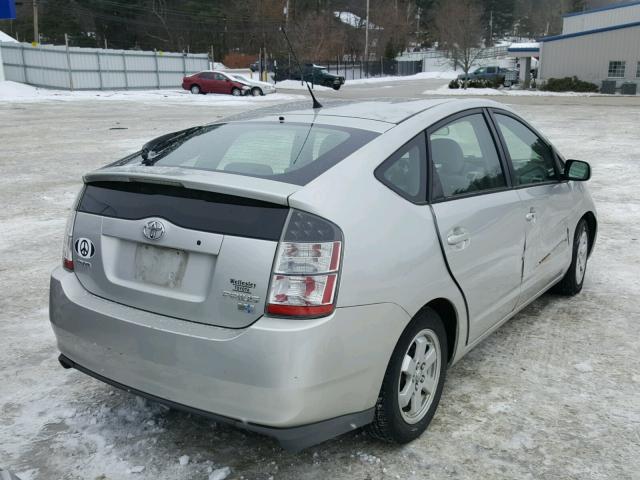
left=428, top=111, right=525, bottom=344
left=492, top=112, right=573, bottom=302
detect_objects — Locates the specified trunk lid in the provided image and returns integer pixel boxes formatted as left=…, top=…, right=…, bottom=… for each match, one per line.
left=72, top=169, right=296, bottom=328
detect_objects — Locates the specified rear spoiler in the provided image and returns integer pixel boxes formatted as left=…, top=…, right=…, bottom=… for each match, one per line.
left=84, top=166, right=299, bottom=206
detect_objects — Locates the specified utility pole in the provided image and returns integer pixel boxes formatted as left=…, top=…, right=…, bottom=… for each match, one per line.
left=489, top=10, right=493, bottom=46
left=363, top=0, right=369, bottom=76
left=32, top=0, right=39, bottom=43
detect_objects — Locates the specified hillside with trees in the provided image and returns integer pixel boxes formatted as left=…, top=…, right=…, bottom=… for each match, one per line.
left=0, top=0, right=623, bottom=63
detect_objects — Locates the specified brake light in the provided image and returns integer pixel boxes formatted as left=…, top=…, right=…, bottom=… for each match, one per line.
left=266, top=210, right=343, bottom=318
left=62, top=188, right=83, bottom=271
left=62, top=209, right=76, bottom=271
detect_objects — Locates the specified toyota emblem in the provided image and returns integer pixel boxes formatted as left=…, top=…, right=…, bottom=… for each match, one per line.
left=143, top=220, right=165, bottom=241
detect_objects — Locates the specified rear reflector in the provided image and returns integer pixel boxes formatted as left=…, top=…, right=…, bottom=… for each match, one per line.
left=266, top=210, right=342, bottom=319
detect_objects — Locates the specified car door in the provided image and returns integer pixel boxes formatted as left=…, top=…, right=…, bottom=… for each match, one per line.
left=491, top=110, right=573, bottom=304
left=473, top=67, right=486, bottom=80
left=428, top=110, right=525, bottom=344
left=485, top=66, right=497, bottom=80
left=197, top=72, right=216, bottom=93
left=212, top=73, right=229, bottom=93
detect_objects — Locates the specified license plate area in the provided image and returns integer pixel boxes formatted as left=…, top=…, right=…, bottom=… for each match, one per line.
left=134, top=244, right=188, bottom=288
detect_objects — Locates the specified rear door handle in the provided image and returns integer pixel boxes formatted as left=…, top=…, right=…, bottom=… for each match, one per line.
left=447, top=227, right=470, bottom=249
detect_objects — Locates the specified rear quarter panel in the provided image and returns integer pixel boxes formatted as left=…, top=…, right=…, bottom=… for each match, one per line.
left=289, top=127, right=469, bottom=363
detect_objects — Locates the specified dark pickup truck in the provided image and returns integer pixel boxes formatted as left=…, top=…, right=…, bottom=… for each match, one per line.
left=276, top=64, right=345, bottom=90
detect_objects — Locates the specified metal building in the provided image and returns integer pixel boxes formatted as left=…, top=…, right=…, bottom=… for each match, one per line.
left=539, top=0, right=640, bottom=91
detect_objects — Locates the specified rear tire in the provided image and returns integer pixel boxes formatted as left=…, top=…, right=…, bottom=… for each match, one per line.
left=367, top=308, right=448, bottom=444
left=552, top=218, right=590, bottom=296
left=190, top=85, right=201, bottom=95
left=332, top=85, right=341, bottom=91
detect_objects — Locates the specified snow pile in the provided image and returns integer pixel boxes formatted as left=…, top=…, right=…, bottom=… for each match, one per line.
left=0, top=30, right=18, bottom=43
left=0, top=80, right=305, bottom=104
left=276, top=80, right=334, bottom=91
left=333, top=11, right=380, bottom=29
left=423, top=83, right=606, bottom=97
left=208, top=466, right=231, bottom=480
left=0, top=80, right=41, bottom=99
left=344, top=70, right=458, bottom=86
left=178, top=455, right=190, bottom=466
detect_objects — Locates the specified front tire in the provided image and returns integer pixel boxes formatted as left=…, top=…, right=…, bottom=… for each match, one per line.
left=251, top=87, right=263, bottom=96
left=368, top=308, right=448, bottom=444
left=552, top=218, right=590, bottom=295
left=231, top=87, right=242, bottom=96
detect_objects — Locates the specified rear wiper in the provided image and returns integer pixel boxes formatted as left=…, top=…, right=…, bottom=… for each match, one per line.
left=141, top=125, right=211, bottom=166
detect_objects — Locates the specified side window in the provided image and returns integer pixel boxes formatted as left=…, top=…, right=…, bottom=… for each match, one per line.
left=200, top=72, right=213, bottom=80
left=213, top=73, right=226, bottom=81
left=487, top=67, right=496, bottom=74
left=375, top=135, right=426, bottom=202
left=494, top=114, right=558, bottom=186
left=429, top=114, right=506, bottom=198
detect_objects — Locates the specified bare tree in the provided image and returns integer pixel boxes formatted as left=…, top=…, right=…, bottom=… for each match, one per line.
left=435, top=0, right=484, bottom=88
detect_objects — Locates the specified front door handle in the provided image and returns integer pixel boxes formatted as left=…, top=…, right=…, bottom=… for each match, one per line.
left=447, top=227, right=470, bottom=249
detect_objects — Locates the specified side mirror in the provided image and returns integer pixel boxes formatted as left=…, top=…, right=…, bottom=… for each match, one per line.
left=564, top=160, right=591, bottom=181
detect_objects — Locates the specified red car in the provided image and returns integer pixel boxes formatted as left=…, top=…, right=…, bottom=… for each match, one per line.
left=182, top=71, right=250, bottom=96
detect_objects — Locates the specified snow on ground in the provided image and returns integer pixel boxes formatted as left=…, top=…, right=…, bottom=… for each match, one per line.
left=275, top=71, right=458, bottom=90
left=0, top=80, right=304, bottom=105
left=275, top=79, right=335, bottom=91
left=1, top=95, right=640, bottom=479
left=423, top=83, right=614, bottom=97
left=344, top=71, right=458, bottom=86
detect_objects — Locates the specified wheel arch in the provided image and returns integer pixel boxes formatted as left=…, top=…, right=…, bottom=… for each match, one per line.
left=415, top=298, right=459, bottom=364
left=582, top=211, right=597, bottom=256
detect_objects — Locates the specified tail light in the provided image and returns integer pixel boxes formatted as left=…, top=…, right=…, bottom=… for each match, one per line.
left=62, top=209, right=76, bottom=271
left=266, top=210, right=343, bottom=318
left=62, top=188, right=83, bottom=271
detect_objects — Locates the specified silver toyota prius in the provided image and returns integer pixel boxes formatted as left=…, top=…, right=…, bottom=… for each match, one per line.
left=49, top=99, right=597, bottom=451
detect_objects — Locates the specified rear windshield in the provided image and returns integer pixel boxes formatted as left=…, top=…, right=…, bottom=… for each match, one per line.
left=135, top=122, right=378, bottom=186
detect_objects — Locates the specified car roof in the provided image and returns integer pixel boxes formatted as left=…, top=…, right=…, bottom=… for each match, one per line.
left=233, top=99, right=511, bottom=128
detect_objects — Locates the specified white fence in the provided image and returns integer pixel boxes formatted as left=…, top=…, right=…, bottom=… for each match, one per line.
left=0, top=42, right=210, bottom=90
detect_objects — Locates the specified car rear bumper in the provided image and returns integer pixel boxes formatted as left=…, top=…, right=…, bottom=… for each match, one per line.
left=49, top=267, right=409, bottom=449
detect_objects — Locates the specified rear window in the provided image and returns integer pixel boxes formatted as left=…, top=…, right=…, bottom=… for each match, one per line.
left=134, top=122, right=377, bottom=186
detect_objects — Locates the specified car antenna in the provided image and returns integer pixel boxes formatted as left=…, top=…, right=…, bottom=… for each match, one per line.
left=279, top=26, right=323, bottom=109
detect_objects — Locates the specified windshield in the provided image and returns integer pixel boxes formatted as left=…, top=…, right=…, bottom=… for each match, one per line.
left=132, top=122, right=378, bottom=186
left=233, top=75, right=250, bottom=82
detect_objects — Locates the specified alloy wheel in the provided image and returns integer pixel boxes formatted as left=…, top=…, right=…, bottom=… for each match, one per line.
left=575, top=228, right=589, bottom=284
left=398, top=329, right=441, bottom=424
